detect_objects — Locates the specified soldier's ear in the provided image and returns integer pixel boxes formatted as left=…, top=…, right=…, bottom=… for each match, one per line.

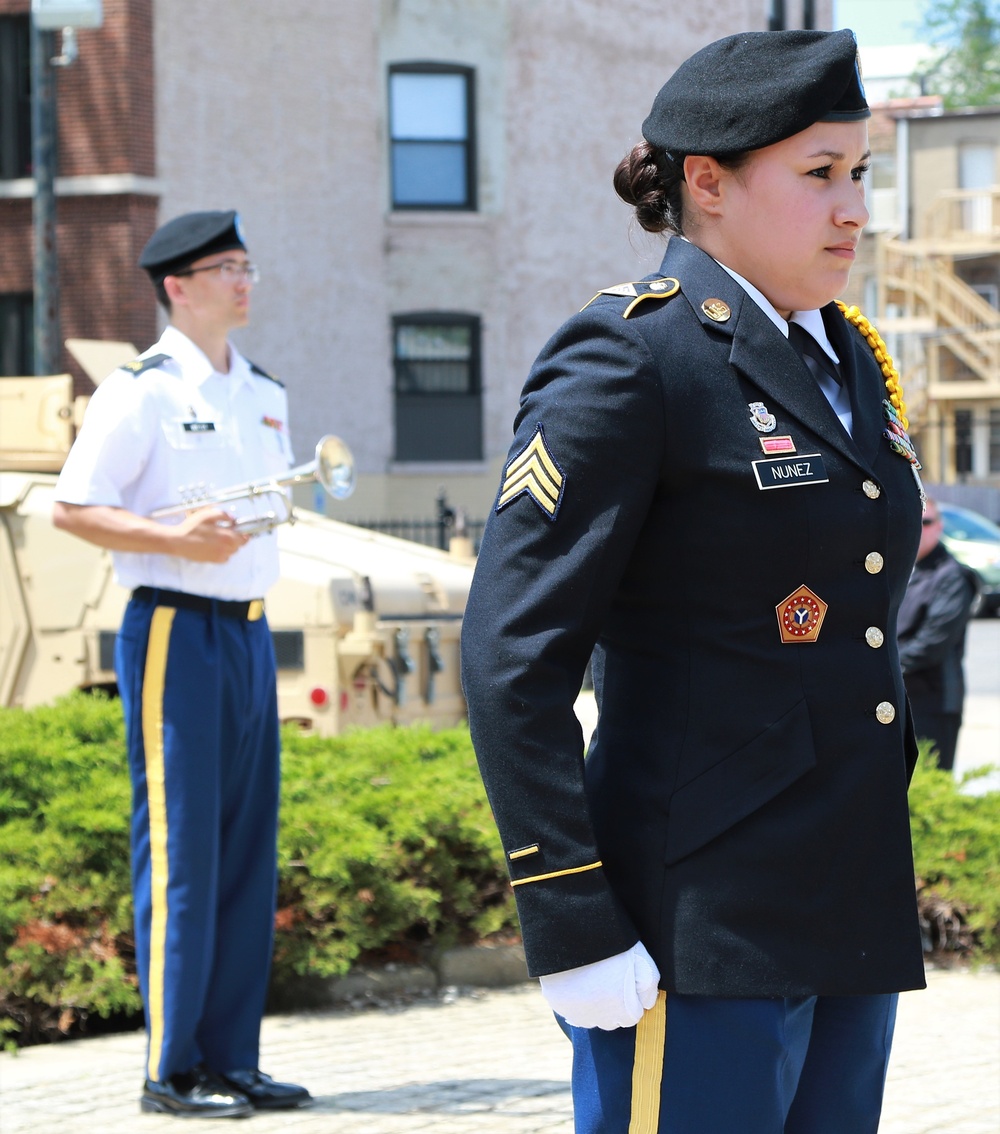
left=682, top=155, right=726, bottom=217
left=163, top=274, right=186, bottom=305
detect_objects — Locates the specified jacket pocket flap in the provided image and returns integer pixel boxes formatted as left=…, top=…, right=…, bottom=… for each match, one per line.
left=663, top=699, right=816, bottom=865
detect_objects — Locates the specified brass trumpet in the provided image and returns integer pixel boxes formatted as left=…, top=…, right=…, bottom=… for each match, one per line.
left=150, top=434, right=355, bottom=535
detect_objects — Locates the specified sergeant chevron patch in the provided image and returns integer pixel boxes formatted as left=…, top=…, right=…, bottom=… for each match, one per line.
left=496, top=425, right=565, bottom=519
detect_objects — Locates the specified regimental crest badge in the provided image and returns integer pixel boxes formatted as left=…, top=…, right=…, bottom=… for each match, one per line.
left=748, top=401, right=777, bottom=433
left=776, top=585, right=828, bottom=644
left=496, top=424, right=565, bottom=520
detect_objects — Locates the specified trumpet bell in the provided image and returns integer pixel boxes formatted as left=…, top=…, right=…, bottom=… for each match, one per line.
left=315, top=435, right=355, bottom=500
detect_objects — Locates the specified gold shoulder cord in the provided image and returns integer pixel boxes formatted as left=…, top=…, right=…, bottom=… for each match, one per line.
left=836, top=301, right=909, bottom=430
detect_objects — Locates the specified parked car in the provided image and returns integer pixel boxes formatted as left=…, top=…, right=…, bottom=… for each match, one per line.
left=938, top=502, right=1000, bottom=617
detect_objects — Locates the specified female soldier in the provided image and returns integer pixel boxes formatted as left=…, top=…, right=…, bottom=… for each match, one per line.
left=461, top=28, right=925, bottom=1134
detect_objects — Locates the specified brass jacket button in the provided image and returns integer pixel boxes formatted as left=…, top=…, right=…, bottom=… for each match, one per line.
left=876, top=701, right=896, bottom=724
left=866, top=627, right=885, bottom=648
left=863, top=479, right=881, bottom=499
left=865, top=552, right=884, bottom=574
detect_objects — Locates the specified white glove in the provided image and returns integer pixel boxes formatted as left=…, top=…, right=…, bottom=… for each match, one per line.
left=539, top=941, right=660, bottom=1030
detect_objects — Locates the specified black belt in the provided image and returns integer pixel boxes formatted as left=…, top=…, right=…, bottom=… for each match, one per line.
left=131, top=586, right=265, bottom=621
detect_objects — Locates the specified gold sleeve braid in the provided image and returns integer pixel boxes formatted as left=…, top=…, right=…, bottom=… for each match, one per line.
left=510, top=860, right=604, bottom=888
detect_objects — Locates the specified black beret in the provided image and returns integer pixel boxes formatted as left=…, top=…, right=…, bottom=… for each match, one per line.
left=642, top=29, right=869, bottom=157
left=138, top=210, right=247, bottom=283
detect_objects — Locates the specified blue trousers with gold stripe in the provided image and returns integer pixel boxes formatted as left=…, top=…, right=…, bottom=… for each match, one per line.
left=116, top=593, right=280, bottom=1083
left=566, top=990, right=897, bottom=1133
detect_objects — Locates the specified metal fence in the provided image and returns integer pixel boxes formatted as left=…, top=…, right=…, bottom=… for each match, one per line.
left=347, top=491, right=485, bottom=552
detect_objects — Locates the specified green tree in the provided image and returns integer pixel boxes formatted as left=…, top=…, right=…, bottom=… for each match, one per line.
left=916, top=0, right=1000, bottom=107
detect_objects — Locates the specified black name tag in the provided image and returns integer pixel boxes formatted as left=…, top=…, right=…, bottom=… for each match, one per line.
left=752, top=452, right=829, bottom=490
left=182, top=421, right=216, bottom=433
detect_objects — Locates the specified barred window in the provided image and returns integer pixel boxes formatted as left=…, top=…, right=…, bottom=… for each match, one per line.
left=393, top=314, right=482, bottom=461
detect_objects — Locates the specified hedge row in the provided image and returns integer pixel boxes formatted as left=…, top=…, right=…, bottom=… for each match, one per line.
left=1, top=693, right=997, bottom=1048
left=0, top=693, right=514, bottom=1048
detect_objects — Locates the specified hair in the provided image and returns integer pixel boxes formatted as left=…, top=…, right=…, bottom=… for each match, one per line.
left=612, top=140, right=752, bottom=236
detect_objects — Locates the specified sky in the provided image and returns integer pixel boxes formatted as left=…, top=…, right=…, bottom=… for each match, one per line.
left=833, top=0, right=927, bottom=47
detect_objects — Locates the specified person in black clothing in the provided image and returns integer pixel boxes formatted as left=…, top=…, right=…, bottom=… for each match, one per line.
left=897, top=498, right=977, bottom=771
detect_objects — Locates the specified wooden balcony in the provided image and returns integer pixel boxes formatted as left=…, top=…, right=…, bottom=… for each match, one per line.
left=919, top=186, right=1000, bottom=248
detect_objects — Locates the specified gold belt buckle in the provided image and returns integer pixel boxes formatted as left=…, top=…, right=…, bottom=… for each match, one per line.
left=247, top=599, right=265, bottom=622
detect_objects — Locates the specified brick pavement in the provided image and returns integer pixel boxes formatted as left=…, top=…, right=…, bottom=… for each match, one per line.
left=1, top=969, right=997, bottom=1133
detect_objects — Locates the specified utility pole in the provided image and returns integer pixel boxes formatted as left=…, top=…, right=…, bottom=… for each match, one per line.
left=29, top=0, right=103, bottom=375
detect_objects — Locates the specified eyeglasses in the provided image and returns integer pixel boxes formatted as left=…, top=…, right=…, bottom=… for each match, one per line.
left=172, top=261, right=260, bottom=284
left=922, top=516, right=940, bottom=526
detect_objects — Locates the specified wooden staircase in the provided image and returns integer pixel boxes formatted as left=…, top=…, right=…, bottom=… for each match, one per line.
left=879, top=187, right=1000, bottom=402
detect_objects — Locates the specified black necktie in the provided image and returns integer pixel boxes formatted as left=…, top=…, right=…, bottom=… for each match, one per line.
left=787, top=322, right=852, bottom=427
left=787, top=322, right=842, bottom=387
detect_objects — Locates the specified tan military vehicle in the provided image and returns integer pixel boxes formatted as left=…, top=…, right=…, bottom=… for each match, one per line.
left=0, top=364, right=474, bottom=735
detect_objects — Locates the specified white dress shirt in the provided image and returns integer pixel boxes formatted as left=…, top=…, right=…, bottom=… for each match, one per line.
left=55, top=325, right=294, bottom=599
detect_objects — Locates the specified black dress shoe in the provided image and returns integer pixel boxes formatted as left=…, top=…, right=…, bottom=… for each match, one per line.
left=141, top=1065, right=253, bottom=1118
left=219, top=1068, right=312, bottom=1109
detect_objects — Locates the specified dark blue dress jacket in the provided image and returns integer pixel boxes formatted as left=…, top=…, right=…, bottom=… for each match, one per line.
left=461, top=238, right=926, bottom=998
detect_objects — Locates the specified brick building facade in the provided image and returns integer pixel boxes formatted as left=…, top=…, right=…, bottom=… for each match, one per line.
left=0, top=0, right=158, bottom=391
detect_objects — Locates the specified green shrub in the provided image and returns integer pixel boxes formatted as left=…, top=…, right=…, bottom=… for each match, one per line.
left=272, top=722, right=516, bottom=991
left=1, top=695, right=998, bottom=1049
left=0, top=693, right=136, bottom=1046
left=909, top=744, right=1000, bottom=959
left=0, top=693, right=515, bottom=1048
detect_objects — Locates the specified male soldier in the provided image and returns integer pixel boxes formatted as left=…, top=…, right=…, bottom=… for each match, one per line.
left=53, top=211, right=310, bottom=1117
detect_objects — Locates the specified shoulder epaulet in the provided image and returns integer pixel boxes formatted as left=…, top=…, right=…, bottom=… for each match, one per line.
left=249, top=361, right=284, bottom=387
left=119, top=353, right=172, bottom=377
left=581, top=276, right=681, bottom=319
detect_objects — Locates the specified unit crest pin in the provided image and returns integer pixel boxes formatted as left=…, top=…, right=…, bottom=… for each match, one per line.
left=748, top=401, right=777, bottom=433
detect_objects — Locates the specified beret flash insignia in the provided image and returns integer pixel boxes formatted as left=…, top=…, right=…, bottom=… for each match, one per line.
left=496, top=424, right=565, bottom=519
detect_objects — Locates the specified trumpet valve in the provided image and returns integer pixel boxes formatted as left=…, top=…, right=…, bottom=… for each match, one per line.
left=178, top=481, right=211, bottom=505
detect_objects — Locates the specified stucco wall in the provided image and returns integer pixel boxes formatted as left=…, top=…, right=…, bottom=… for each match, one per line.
left=153, top=0, right=390, bottom=475
left=153, top=0, right=834, bottom=523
